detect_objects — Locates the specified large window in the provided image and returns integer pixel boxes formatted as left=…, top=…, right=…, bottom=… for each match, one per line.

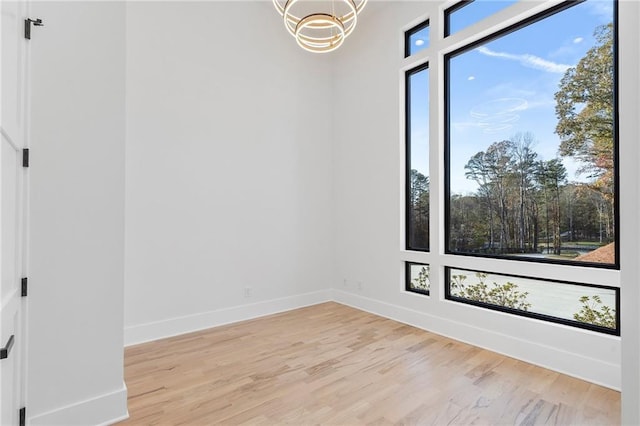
left=445, top=1, right=617, bottom=267
left=403, top=0, right=619, bottom=334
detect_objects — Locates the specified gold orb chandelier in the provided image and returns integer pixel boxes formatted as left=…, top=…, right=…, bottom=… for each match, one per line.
left=273, top=0, right=368, bottom=53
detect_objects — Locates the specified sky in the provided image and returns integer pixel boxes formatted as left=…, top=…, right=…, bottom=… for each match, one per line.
left=408, top=0, right=615, bottom=194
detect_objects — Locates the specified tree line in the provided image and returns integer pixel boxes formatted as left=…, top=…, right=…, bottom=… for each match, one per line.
left=449, top=132, right=614, bottom=256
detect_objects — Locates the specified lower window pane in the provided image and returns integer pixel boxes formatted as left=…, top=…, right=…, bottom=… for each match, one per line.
left=406, top=263, right=430, bottom=295
left=447, top=268, right=618, bottom=334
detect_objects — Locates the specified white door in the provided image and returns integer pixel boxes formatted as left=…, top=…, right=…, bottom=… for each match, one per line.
left=1, top=0, right=29, bottom=424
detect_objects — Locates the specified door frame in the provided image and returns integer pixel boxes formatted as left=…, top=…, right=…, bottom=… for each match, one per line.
left=1, top=0, right=31, bottom=421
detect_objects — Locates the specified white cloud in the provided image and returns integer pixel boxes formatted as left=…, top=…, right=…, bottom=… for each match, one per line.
left=476, top=46, right=572, bottom=74
left=468, top=76, right=475, bottom=81
left=454, top=97, right=529, bottom=134
left=573, top=37, right=584, bottom=44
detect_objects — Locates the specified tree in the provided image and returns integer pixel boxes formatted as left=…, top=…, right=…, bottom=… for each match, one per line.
left=485, top=141, right=513, bottom=250
left=410, top=266, right=430, bottom=292
left=560, top=183, right=610, bottom=242
left=536, top=159, right=567, bottom=255
left=555, top=23, right=614, bottom=228
left=449, top=194, right=487, bottom=251
left=508, top=133, right=538, bottom=251
left=409, top=169, right=430, bottom=248
left=465, top=151, right=496, bottom=249
left=410, top=169, right=429, bottom=205
left=573, top=295, right=616, bottom=329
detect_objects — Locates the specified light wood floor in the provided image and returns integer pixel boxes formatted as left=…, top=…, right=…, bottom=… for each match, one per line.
left=120, top=302, right=620, bottom=425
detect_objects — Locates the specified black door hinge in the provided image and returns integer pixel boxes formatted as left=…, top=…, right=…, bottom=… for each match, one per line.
left=0, top=335, right=14, bottom=360
left=19, top=407, right=26, bottom=426
left=22, top=149, right=29, bottom=168
left=24, top=18, right=43, bottom=40
left=21, top=278, right=28, bottom=297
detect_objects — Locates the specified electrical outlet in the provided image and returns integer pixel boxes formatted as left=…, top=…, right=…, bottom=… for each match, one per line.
left=357, top=281, right=363, bottom=291
left=244, top=287, right=252, bottom=298
left=343, top=278, right=348, bottom=287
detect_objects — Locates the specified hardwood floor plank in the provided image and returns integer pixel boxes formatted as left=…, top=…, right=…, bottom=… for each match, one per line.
left=120, top=302, right=619, bottom=425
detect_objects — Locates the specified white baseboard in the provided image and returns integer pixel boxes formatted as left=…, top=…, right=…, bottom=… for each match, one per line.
left=124, top=290, right=333, bottom=346
left=29, top=382, right=128, bottom=426
left=331, top=289, right=620, bottom=391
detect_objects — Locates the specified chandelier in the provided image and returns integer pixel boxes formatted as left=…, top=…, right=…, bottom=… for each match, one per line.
left=272, top=0, right=368, bottom=53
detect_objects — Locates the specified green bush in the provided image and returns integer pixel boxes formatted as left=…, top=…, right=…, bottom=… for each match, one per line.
left=573, top=295, right=616, bottom=329
left=450, top=272, right=531, bottom=311
left=411, top=266, right=430, bottom=291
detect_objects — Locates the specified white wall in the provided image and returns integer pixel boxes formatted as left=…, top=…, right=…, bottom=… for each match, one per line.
left=331, top=1, right=632, bottom=391
left=124, top=2, right=334, bottom=345
left=28, top=2, right=127, bottom=424
left=619, top=1, right=640, bottom=423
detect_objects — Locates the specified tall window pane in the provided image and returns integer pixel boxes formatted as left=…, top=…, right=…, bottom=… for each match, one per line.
left=446, top=1, right=616, bottom=266
left=406, top=64, right=429, bottom=251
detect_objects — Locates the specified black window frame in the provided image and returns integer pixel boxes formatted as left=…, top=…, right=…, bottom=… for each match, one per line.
left=405, top=62, right=430, bottom=252
left=404, top=19, right=430, bottom=58
left=444, top=0, right=472, bottom=37
left=443, top=0, right=620, bottom=270
left=445, top=267, right=620, bottom=336
left=406, top=262, right=430, bottom=296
